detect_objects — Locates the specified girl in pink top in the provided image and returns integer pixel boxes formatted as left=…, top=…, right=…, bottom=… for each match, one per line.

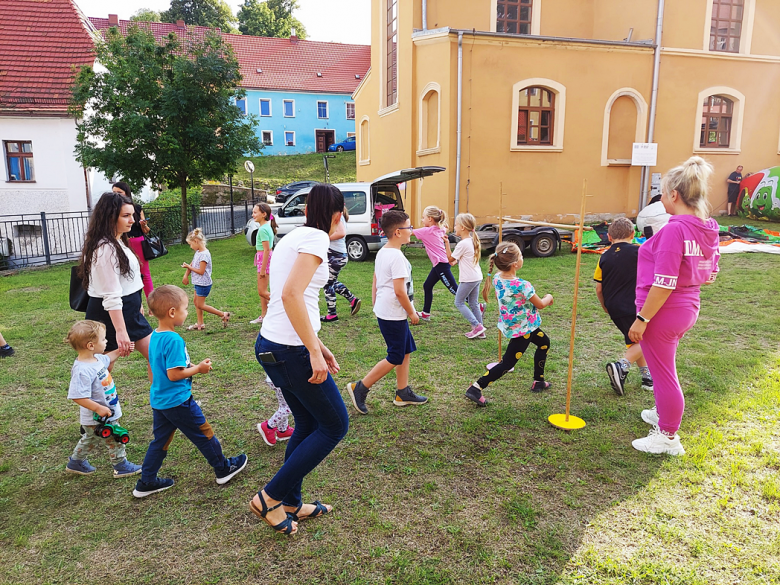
left=412, top=206, right=458, bottom=320
left=629, top=157, right=720, bottom=456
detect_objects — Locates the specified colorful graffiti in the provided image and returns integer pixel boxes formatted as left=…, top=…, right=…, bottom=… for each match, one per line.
left=738, top=167, right=780, bottom=221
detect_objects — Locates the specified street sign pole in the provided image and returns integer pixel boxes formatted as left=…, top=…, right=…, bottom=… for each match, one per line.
left=244, top=160, right=256, bottom=203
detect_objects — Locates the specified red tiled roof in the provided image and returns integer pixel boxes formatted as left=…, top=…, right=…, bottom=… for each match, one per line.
left=0, top=0, right=96, bottom=115
left=89, top=17, right=370, bottom=94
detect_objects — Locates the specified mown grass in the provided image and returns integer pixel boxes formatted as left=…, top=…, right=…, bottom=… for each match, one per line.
left=0, top=235, right=778, bottom=584
left=232, top=151, right=357, bottom=190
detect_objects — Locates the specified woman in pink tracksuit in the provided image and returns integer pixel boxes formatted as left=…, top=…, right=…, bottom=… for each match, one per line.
left=629, top=156, right=720, bottom=456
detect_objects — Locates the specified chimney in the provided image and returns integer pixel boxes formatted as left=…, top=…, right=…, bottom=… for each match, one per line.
left=176, top=20, right=186, bottom=28
left=290, top=27, right=298, bottom=43
left=108, top=14, right=119, bottom=26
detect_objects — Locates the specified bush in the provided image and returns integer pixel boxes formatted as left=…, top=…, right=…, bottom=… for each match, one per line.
left=145, top=186, right=203, bottom=209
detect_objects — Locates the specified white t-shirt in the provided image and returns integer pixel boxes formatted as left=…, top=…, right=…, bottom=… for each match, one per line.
left=190, top=249, right=212, bottom=286
left=261, top=226, right=329, bottom=346
left=452, top=238, right=483, bottom=283
left=373, top=247, right=414, bottom=321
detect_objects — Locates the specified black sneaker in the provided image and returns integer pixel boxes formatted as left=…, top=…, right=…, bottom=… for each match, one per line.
left=215, top=453, right=248, bottom=485
left=133, top=477, right=175, bottom=498
left=530, top=380, right=551, bottom=393
left=0, top=345, right=14, bottom=358
left=606, top=361, right=628, bottom=396
left=347, top=380, right=369, bottom=414
left=320, top=315, right=338, bottom=323
left=394, top=386, right=428, bottom=406
left=641, top=373, right=654, bottom=392
left=464, top=384, right=487, bottom=407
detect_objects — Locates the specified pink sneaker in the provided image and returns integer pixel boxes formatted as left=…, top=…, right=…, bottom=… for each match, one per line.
left=417, top=312, right=431, bottom=322
left=465, top=324, right=486, bottom=339
left=479, top=303, right=486, bottom=317
left=276, top=426, right=294, bottom=441
left=257, top=420, right=277, bottom=446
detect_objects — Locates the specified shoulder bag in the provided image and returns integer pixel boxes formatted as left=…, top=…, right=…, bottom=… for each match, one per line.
left=141, top=230, right=168, bottom=261
left=69, top=265, right=89, bottom=312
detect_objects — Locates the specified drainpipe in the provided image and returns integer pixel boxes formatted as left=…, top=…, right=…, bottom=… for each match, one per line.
left=454, top=31, right=463, bottom=217
left=640, top=0, right=665, bottom=210
left=422, top=0, right=427, bottom=30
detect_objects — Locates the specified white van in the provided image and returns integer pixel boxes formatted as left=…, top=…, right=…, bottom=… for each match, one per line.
left=244, top=167, right=444, bottom=261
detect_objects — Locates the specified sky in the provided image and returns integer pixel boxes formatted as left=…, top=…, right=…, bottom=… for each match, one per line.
left=74, top=0, right=371, bottom=45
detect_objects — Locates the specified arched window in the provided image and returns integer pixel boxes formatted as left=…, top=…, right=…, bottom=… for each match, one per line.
left=510, top=79, right=565, bottom=152
left=418, top=83, right=441, bottom=155
left=700, top=95, right=733, bottom=148
left=600, top=88, right=648, bottom=166
left=359, top=116, right=371, bottom=164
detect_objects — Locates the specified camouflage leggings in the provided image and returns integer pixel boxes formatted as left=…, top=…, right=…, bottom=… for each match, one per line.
left=71, top=424, right=127, bottom=465
left=265, top=376, right=291, bottom=432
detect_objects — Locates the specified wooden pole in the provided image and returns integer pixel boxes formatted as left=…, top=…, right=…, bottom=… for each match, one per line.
left=500, top=217, right=594, bottom=231
left=564, top=180, right=588, bottom=420
left=497, top=182, right=503, bottom=361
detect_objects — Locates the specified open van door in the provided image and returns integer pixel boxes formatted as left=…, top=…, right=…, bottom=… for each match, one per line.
left=371, top=166, right=446, bottom=215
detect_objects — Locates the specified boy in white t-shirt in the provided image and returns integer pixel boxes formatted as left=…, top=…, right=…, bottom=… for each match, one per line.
left=346, top=211, right=427, bottom=414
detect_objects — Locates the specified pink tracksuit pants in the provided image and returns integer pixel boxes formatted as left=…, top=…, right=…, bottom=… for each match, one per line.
left=639, top=303, right=699, bottom=435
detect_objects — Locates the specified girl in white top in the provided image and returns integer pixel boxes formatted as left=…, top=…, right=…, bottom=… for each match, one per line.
left=182, top=228, right=230, bottom=330
left=445, top=213, right=486, bottom=339
left=80, top=191, right=153, bottom=365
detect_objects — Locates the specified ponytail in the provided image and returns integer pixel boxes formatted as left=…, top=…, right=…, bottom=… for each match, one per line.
left=660, top=156, right=714, bottom=220
left=482, top=253, right=496, bottom=303
left=423, top=205, right=449, bottom=231
left=455, top=213, right=481, bottom=266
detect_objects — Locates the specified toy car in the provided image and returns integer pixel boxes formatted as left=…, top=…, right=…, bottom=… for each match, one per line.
left=93, top=410, right=130, bottom=444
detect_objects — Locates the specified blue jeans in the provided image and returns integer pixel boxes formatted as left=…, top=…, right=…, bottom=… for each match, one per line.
left=140, top=396, right=228, bottom=483
left=255, top=335, right=349, bottom=507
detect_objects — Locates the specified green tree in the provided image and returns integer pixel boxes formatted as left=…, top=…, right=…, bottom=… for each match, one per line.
left=71, top=26, right=261, bottom=243
left=130, top=8, right=162, bottom=22
left=237, top=0, right=307, bottom=38
left=161, top=0, right=238, bottom=33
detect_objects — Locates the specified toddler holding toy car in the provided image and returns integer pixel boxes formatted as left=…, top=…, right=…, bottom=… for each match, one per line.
left=65, top=320, right=142, bottom=478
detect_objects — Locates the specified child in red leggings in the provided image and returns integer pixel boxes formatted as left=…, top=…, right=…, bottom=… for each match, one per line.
left=629, top=157, right=720, bottom=455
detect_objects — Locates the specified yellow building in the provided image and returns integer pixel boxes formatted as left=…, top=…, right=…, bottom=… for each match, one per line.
left=354, top=0, right=780, bottom=224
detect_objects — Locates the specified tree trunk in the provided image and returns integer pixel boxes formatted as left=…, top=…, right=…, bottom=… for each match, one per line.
left=180, top=179, right=189, bottom=244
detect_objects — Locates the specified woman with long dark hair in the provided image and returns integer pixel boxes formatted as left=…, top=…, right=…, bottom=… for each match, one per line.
left=112, top=182, right=154, bottom=299
left=79, top=192, right=153, bottom=363
left=249, top=184, right=349, bottom=536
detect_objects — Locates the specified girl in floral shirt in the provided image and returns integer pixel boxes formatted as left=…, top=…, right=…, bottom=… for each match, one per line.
left=465, top=243, right=554, bottom=406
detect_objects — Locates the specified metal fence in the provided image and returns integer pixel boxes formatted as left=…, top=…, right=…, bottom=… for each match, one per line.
left=0, top=198, right=264, bottom=271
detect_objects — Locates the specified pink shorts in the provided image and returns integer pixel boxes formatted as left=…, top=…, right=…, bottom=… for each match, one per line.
left=254, top=250, right=272, bottom=274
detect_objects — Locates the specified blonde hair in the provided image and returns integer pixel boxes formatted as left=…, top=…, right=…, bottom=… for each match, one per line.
left=608, top=217, right=634, bottom=241
left=148, top=285, right=188, bottom=317
left=660, top=156, right=714, bottom=220
left=423, top=205, right=449, bottom=231
left=186, top=227, right=207, bottom=246
left=66, top=320, right=105, bottom=350
left=455, top=213, right=481, bottom=266
left=482, top=242, right=522, bottom=303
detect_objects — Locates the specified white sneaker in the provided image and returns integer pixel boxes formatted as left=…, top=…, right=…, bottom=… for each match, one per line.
left=632, top=426, right=685, bottom=456
left=641, top=406, right=659, bottom=426
left=250, top=315, right=263, bottom=324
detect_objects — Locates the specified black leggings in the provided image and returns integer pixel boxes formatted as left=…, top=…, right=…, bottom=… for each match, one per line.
left=477, top=328, right=550, bottom=387
left=422, top=262, right=458, bottom=313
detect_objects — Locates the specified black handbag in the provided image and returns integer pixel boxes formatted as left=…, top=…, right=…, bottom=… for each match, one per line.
left=141, top=232, right=168, bottom=260
left=69, top=266, right=89, bottom=312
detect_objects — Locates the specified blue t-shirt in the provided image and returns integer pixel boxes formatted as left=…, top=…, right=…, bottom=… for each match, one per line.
left=148, top=330, right=192, bottom=410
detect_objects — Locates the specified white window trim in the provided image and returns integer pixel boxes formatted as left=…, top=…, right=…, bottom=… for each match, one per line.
left=283, top=99, right=295, bottom=118
left=346, top=102, right=356, bottom=120
left=359, top=115, right=371, bottom=165
left=490, top=0, right=542, bottom=35
left=261, top=130, right=273, bottom=146
left=347, top=132, right=356, bottom=138
left=692, top=86, right=745, bottom=154
left=317, top=100, right=329, bottom=119
left=379, top=0, right=399, bottom=112
left=510, top=78, right=566, bottom=152
left=259, top=98, right=272, bottom=117
left=417, top=82, right=441, bottom=156
left=703, top=0, right=756, bottom=55
left=600, top=88, right=649, bottom=167
left=284, top=131, right=296, bottom=146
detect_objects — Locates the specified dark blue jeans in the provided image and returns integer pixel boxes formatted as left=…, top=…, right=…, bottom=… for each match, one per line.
left=255, top=335, right=349, bottom=507
left=140, top=396, right=228, bottom=483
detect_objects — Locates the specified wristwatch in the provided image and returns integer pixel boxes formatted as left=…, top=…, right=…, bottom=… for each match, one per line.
left=636, top=313, right=650, bottom=323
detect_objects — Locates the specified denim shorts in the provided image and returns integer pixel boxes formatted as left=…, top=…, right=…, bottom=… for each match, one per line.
left=377, top=318, right=417, bottom=365
left=194, top=284, right=212, bottom=297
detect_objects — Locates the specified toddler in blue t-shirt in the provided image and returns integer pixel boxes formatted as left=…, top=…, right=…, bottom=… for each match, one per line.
left=132, top=285, right=247, bottom=498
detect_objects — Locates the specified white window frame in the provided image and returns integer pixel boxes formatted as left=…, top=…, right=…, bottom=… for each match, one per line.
left=346, top=102, right=356, bottom=120
left=359, top=116, right=371, bottom=165
left=261, top=130, right=273, bottom=146
left=490, top=0, right=542, bottom=35
left=692, top=86, right=745, bottom=154
left=703, top=0, right=756, bottom=55
left=510, top=78, right=566, bottom=152
left=317, top=100, right=329, bottom=119
left=283, top=99, right=295, bottom=118
left=600, top=88, right=649, bottom=166
left=284, top=131, right=296, bottom=146
left=347, top=132, right=356, bottom=138
left=417, top=82, right=441, bottom=156
left=259, top=98, right=272, bottom=117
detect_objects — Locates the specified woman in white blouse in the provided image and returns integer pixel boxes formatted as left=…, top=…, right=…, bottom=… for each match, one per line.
left=79, top=192, right=153, bottom=364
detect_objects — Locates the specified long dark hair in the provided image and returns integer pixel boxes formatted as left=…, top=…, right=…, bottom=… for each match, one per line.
left=79, top=192, right=136, bottom=289
left=112, top=181, right=133, bottom=198
left=305, top=184, right=344, bottom=233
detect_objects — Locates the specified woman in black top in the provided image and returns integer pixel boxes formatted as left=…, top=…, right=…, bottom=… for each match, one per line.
left=112, top=182, right=154, bottom=299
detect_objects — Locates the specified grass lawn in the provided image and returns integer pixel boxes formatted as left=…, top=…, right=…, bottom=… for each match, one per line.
left=1, top=235, right=779, bottom=584
left=232, top=151, right=357, bottom=190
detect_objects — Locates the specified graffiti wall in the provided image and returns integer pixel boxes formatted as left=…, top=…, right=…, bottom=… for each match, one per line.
left=738, top=167, right=780, bottom=221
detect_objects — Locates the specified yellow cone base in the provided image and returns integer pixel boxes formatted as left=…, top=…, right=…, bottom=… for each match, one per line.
left=548, top=413, right=586, bottom=430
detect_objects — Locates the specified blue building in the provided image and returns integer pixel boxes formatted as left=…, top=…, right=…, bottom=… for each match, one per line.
left=227, top=33, right=370, bottom=155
